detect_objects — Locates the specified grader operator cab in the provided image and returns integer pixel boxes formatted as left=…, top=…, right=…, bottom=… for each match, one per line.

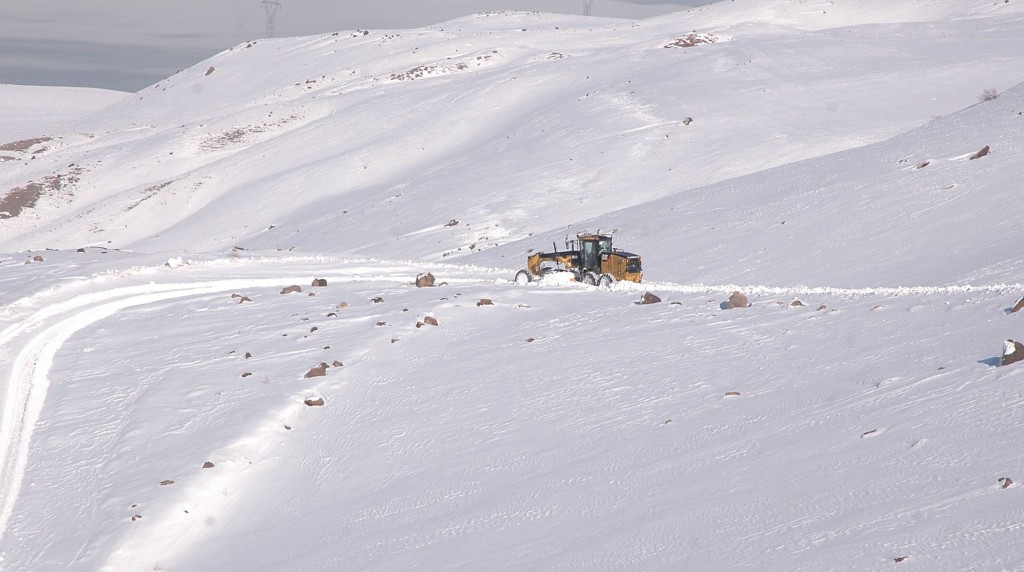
left=514, top=232, right=643, bottom=287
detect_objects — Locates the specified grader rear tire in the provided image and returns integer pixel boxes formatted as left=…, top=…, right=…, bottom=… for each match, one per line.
left=598, top=274, right=616, bottom=288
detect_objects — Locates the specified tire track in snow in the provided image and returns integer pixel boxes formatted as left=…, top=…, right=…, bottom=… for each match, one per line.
left=0, top=263, right=498, bottom=562
left=605, top=279, right=1024, bottom=298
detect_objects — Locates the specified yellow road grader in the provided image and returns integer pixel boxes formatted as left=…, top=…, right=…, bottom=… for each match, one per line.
left=514, top=232, right=643, bottom=287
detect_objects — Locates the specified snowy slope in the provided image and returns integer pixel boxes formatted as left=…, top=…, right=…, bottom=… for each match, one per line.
left=0, top=84, right=126, bottom=142
left=1, top=0, right=1022, bottom=261
left=3, top=1, right=1024, bottom=570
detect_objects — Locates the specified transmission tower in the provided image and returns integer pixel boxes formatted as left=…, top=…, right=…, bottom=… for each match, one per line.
left=263, top=0, right=282, bottom=38
left=583, top=0, right=594, bottom=16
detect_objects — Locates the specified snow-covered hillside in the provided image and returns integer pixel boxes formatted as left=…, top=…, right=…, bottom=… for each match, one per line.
left=2, top=1, right=1024, bottom=570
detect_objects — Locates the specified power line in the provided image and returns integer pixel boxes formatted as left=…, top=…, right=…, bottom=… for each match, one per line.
left=263, top=0, right=282, bottom=39
left=583, top=0, right=594, bottom=16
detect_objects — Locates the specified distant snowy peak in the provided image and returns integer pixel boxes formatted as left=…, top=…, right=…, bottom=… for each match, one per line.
left=657, top=0, right=1024, bottom=31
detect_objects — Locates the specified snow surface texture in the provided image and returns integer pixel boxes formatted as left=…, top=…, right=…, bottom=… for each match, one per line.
left=2, top=1, right=1024, bottom=570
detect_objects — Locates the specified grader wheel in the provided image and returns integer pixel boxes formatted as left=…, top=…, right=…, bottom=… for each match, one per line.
left=514, top=269, right=534, bottom=285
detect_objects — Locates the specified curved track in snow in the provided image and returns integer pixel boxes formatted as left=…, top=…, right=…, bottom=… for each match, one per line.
left=0, top=256, right=1020, bottom=564
left=0, top=259, right=498, bottom=553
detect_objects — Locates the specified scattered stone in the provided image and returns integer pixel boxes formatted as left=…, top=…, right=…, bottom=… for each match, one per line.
left=968, top=145, right=990, bottom=160
left=1002, top=339, right=1024, bottom=366
left=817, top=304, right=828, bottom=311
left=32, top=255, right=44, bottom=262
left=241, top=372, right=252, bottom=378
left=894, top=556, right=909, bottom=563
left=1012, top=296, right=1024, bottom=313
left=371, top=297, right=384, bottom=304
left=640, top=292, right=662, bottom=305
left=304, top=363, right=329, bottom=378
left=280, top=285, right=302, bottom=294
left=77, top=248, right=86, bottom=253
left=526, top=337, right=535, bottom=343
left=999, top=477, right=1014, bottom=489
left=444, top=219, right=459, bottom=227
left=308, top=292, right=316, bottom=297
left=304, top=397, right=325, bottom=407
left=391, top=338, right=399, bottom=343
left=131, top=514, right=143, bottom=521
left=416, top=316, right=439, bottom=328
left=311, top=278, right=327, bottom=287
left=376, top=321, right=387, bottom=326
left=202, top=461, right=215, bottom=469
left=332, top=360, right=343, bottom=367
left=670, top=301, right=682, bottom=305
left=284, top=424, right=292, bottom=430
left=327, top=312, right=337, bottom=317
left=160, top=480, right=174, bottom=486
left=205, top=66, right=216, bottom=76
left=790, top=300, right=805, bottom=307
left=477, top=298, right=494, bottom=306
left=309, top=326, right=318, bottom=333
left=244, top=352, right=252, bottom=359
left=861, top=429, right=878, bottom=438
left=724, top=391, right=741, bottom=397
left=337, top=302, right=349, bottom=309
left=727, top=291, right=750, bottom=309
left=416, top=272, right=436, bottom=287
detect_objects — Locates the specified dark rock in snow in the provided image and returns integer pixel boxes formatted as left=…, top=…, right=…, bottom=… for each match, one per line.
left=968, top=145, right=990, bottom=160
left=1002, top=339, right=1024, bottom=366
left=416, top=272, right=436, bottom=287
left=280, top=285, right=302, bottom=294
left=416, top=316, right=439, bottom=328
left=1012, top=296, right=1024, bottom=313
left=640, top=292, right=661, bottom=305
left=304, top=397, right=325, bottom=407
left=999, top=477, right=1013, bottom=489
left=304, top=363, right=329, bottom=378
left=727, top=291, right=750, bottom=309
left=311, top=278, right=327, bottom=287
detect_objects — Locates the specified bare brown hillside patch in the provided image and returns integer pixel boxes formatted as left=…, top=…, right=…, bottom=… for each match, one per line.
left=1, top=165, right=85, bottom=219
left=664, top=33, right=718, bottom=48
left=126, top=181, right=174, bottom=212
left=0, top=136, right=53, bottom=152
left=199, top=115, right=299, bottom=151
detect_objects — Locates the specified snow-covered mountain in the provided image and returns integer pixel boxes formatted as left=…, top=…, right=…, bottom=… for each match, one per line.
left=2, top=1, right=1024, bottom=570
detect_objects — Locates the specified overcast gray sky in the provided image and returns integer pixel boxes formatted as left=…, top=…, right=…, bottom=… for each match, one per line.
left=0, top=0, right=715, bottom=92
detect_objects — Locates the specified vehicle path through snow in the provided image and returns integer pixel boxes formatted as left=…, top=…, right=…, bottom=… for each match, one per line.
left=0, top=257, right=499, bottom=560
left=1, top=255, right=1022, bottom=567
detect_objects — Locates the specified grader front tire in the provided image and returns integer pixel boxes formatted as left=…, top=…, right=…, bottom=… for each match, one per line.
left=514, top=269, right=534, bottom=285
